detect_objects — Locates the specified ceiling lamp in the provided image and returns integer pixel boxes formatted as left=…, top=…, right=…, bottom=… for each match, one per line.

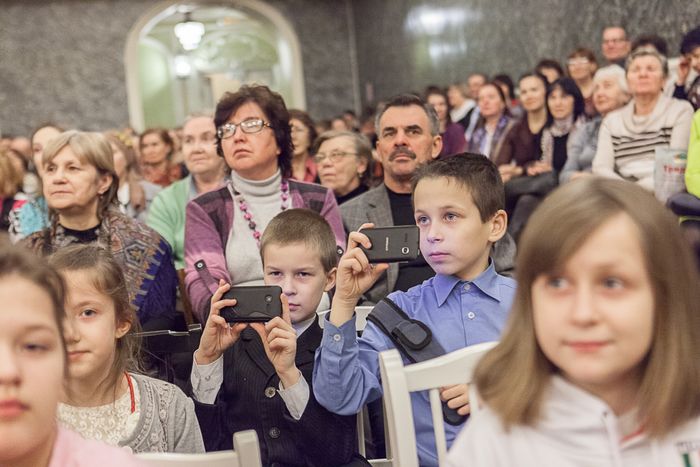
left=174, top=12, right=205, bottom=51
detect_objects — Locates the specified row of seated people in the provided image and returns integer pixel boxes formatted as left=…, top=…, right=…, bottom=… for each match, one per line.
left=4, top=75, right=700, bottom=327
left=2, top=27, right=700, bottom=465
left=3, top=27, right=700, bottom=249
left=3, top=152, right=699, bottom=466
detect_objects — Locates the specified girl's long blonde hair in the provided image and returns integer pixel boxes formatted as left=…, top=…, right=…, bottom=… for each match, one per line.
left=475, top=177, right=700, bottom=437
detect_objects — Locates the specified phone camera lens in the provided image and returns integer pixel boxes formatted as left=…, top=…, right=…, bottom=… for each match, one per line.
left=265, top=295, right=272, bottom=303
left=401, top=246, right=410, bottom=254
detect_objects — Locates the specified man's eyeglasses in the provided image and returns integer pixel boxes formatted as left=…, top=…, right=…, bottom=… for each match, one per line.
left=217, top=119, right=272, bottom=139
left=313, top=151, right=357, bottom=164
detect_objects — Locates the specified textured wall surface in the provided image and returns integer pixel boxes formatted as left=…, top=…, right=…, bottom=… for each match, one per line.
left=2, top=0, right=700, bottom=135
left=0, top=0, right=356, bottom=135
left=352, top=0, right=700, bottom=105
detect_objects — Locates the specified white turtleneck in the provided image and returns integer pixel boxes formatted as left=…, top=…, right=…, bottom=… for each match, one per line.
left=226, top=169, right=285, bottom=285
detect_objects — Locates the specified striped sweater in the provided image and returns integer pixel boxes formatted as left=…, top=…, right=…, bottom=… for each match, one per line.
left=592, top=96, right=694, bottom=190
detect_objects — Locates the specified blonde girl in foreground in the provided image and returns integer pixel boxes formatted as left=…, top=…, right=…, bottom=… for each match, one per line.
left=447, top=177, right=700, bottom=466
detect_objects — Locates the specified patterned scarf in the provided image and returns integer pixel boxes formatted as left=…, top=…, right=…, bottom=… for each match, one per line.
left=470, top=115, right=511, bottom=160
left=30, top=209, right=168, bottom=314
left=540, top=115, right=575, bottom=166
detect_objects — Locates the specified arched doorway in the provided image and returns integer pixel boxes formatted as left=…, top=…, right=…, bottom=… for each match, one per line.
left=125, top=1, right=306, bottom=131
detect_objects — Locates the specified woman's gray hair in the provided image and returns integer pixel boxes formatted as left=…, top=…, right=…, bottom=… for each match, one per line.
left=312, top=130, right=373, bottom=185
left=593, top=65, right=629, bottom=94
left=42, top=130, right=118, bottom=219
left=625, top=47, right=669, bottom=77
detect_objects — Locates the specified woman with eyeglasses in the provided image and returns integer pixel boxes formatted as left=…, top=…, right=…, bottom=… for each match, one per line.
left=566, top=47, right=599, bottom=118
left=148, top=114, right=228, bottom=270
left=289, top=109, right=319, bottom=182
left=314, top=130, right=373, bottom=205
left=184, top=85, right=347, bottom=321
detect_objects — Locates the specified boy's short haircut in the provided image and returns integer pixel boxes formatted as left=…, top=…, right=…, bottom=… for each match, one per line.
left=412, top=153, right=505, bottom=222
left=260, top=208, right=339, bottom=273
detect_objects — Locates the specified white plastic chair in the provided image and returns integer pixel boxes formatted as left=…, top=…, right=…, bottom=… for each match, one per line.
left=137, top=430, right=262, bottom=467
left=378, top=342, right=498, bottom=467
left=317, top=305, right=373, bottom=330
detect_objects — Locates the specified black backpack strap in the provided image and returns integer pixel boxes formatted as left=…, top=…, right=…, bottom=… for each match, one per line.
left=366, top=297, right=467, bottom=426
left=367, top=298, right=445, bottom=363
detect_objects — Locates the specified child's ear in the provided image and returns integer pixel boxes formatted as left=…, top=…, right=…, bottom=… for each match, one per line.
left=324, top=267, right=337, bottom=292
left=487, top=209, right=508, bottom=243
left=115, top=318, right=132, bottom=339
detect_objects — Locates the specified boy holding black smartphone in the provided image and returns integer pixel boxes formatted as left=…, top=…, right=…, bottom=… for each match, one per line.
left=314, top=154, right=517, bottom=467
left=190, top=209, right=363, bottom=466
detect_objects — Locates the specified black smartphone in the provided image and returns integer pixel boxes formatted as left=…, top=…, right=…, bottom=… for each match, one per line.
left=220, top=285, right=283, bottom=323
left=359, top=225, right=420, bottom=263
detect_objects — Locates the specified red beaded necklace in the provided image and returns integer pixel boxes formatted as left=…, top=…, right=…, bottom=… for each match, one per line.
left=235, top=180, right=290, bottom=247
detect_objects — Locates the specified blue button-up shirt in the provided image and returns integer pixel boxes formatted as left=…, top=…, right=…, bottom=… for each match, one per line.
left=313, top=261, right=516, bottom=467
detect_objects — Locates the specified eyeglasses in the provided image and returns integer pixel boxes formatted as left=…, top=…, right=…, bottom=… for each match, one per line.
left=217, top=118, right=272, bottom=139
left=567, top=58, right=590, bottom=66
left=290, top=125, right=308, bottom=134
left=603, top=38, right=627, bottom=45
left=183, top=133, right=217, bottom=145
left=313, top=150, right=357, bottom=164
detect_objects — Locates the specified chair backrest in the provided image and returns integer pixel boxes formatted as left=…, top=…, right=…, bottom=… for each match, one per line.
left=137, top=430, right=262, bottom=467
left=317, top=306, right=373, bottom=330
left=378, top=342, right=498, bottom=467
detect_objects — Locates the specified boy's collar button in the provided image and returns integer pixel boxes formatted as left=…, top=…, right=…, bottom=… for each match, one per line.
left=333, top=334, right=342, bottom=342
left=463, top=283, right=471, bottom=291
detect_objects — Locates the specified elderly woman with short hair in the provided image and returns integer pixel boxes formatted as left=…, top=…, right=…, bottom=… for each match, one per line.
left=184, top=85, right=346, bottom=321
left=593, top=48, right=695, bottom=191
left=313, top=130, right=373, bottom=205
left=560, top=65, right=631, bottom=183
left=23, top=130, right=178, bottom=328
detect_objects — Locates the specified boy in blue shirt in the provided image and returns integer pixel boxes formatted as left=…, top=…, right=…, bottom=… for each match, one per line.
left=314, top=153, right=517, bottom=466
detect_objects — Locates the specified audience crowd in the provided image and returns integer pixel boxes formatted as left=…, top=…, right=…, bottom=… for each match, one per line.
left=2, top=24, right=700, bottom=467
